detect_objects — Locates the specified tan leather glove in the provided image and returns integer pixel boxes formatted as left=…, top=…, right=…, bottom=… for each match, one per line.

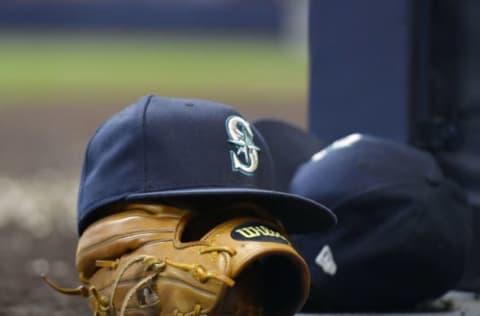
left=44, top=203, right=310, bottom=316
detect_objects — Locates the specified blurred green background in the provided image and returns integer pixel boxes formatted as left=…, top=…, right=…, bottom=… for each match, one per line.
left=0, top=32, right=307, bottom=109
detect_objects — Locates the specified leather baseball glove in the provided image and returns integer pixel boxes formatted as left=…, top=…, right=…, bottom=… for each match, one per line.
left=43, top=203, right=310, bottom=316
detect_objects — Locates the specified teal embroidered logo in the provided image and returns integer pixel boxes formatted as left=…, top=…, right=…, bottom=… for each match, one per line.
left=226, top=115, right=260, bottom=175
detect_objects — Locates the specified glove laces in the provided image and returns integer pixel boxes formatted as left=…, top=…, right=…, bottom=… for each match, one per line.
left=42, top=245, right=236, bottom=316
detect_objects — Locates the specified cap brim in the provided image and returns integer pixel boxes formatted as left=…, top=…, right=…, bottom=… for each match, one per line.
left=127, top=188, right=336, bottom=233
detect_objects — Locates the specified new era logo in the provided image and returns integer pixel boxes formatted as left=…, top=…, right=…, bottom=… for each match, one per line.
left=315, top=245, right=337, bottom=276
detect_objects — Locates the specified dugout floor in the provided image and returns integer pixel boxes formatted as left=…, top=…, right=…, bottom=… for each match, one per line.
left=299, top=292, right=480, bottom=316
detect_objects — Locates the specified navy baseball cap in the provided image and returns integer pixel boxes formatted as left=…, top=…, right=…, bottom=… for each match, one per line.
left=77, top=95, right=336, bottom=234
left=289, top=134, right=472, bottom=311
left=253, top=119, right=323, bottom=192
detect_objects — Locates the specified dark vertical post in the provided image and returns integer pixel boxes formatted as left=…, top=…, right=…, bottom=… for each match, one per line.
left=409, top=0, right=462, bottom=151
left=308, top=0, right=413, bottom=143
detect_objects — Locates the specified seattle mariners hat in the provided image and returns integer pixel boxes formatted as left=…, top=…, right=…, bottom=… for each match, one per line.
left=289, top=134, right=472, bottom=312
left=77, top=95, right=336, bottom=234
left=253, top=119, right=323, bottom=192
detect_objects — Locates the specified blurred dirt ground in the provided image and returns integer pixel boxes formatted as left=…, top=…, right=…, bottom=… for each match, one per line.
left=0, top=101, right=305, bottom=315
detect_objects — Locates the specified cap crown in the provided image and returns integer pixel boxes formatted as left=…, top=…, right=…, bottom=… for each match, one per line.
left=290, top=133, right=443, bottom=208
left=78, top=95, right=274, bottom=232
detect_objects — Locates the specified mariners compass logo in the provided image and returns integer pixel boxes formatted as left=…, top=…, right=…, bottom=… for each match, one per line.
left=226, top=115, right=260, bottom=175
